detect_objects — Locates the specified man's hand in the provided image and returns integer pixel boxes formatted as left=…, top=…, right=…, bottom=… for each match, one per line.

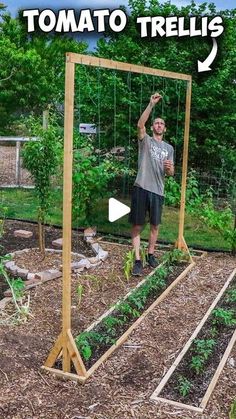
left=150, top=93, right=162, bottom=108
left=164, top=160, right=174, bottom=176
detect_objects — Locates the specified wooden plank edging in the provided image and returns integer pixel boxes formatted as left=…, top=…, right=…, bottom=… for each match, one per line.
left=41, top=366, right=86, bottom=384
left=150, top=267, right=236, bottom=411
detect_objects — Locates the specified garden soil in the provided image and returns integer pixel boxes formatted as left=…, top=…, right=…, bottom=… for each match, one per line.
left=0, top=220, right=236, bottom=419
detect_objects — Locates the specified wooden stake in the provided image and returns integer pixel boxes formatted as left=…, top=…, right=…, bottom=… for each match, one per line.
left=41, top=367, right=87, bottom=384
left=43, top=54, right=85, bottom=378
left=176, top=79, right=192, bottom=256
left=62, top=56, right=75, bottom=373
left=44, top=333, right=63, bottom=368
left=67, top=330, right=87, bottom=377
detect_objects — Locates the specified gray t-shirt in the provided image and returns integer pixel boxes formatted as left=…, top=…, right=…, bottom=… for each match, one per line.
left=134, top=133, right=174, bottom=196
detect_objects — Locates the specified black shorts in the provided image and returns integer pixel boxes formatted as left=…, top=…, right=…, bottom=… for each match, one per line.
left=129, top=186, right=164, bottom=226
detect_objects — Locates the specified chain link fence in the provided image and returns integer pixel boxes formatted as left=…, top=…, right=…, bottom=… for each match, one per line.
left=0, top=137, right=35, bottom=188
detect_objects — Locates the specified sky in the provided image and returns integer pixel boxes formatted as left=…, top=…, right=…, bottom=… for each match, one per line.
left=3, top=0, right=234, bottom=16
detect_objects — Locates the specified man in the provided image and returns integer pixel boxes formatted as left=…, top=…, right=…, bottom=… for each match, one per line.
left=129, top=93, right=174, bottom=276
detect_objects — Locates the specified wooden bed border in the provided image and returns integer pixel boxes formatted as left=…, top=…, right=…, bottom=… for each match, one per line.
left=43, top=261, right=195, bottom=383
left=150, top=267, right=236, bottom=412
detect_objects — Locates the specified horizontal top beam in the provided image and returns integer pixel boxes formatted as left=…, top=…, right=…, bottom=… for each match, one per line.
left=67, top=52, right=192, bottom=82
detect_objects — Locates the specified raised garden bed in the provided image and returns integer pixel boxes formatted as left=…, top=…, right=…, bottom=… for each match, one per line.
left=150, top=267, right=236, bottom=413
left=44, top=250, right=195, bottom=383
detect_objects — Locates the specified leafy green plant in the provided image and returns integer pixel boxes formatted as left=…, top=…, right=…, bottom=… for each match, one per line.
left=0, top=204, right=7, bottom=237
left=117, top=301, right=140, bottom=319
left=229, top=399, right=236, bottom=419
left=76, top=283, right=83, bottom=307
left=194, top=191, right=235, bottom=254
left=165, top=176, right=181, bottom=207
left=193, top=339, right=216, bottom=361
left=226, top=289, right=236, bottom=304
left=72, top=134, right=130, bottom=225
left=165, top=170, right=204, bottom=210
left=102, top=315, right=123, bottom=337
left=176, top=375, right=192, bottom=397
left=212, top=308, right=236, bottom=327
left=209, top=326, right=218, bottom=338
left=9, top=277, right=25, bottom=300
left=190, top=338, right=216, bottom=375
left=161, top=248, right=188, bottom=266
left=75, top=251, right=181, bottom=362
left=0, top=258, right=30, bottom=324
left=190, top=355, right=205, bottom=375
left=123, top=249, right=135, bottom=281
left=75, top=331, right=93, bottom=361
left=22, top=116, right=63, bottom=254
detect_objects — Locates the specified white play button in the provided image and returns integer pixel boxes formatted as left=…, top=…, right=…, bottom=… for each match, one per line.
left=108, top=198, right=130, bottom=222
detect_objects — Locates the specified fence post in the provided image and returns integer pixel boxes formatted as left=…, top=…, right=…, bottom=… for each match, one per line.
left=43, top=110, right=49, bottom=130
left=15, top=140, right=21, bottom=186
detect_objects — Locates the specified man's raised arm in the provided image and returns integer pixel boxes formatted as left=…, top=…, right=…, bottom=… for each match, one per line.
left=137, top=93, right=162, bottom=140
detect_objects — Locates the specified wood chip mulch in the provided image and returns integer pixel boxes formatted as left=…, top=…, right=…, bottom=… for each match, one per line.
left=0, top=225, right=235, bottom=418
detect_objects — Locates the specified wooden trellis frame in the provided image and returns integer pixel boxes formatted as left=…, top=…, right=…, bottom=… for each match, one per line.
left=42, top=53, right=192, bottom=382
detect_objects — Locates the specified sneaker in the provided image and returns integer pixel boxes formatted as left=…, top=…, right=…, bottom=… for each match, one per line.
left=132, top=260, right=143, bottom=276
left=147, top=254, right=158, bottom=268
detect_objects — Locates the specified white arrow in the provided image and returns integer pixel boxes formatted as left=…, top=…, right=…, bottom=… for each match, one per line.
left=198, top=38, right=218, bottom=73
left=108, top=198, right=130, bottom=222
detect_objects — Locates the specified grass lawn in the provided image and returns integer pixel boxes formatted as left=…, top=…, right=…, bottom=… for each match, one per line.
left=0, top=188, right=232, bottom=251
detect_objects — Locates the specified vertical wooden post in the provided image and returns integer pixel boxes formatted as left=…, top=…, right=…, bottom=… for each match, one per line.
left=15, top=141, right=21, bottom=186
left=176, top=78, right=192, bottom=254
left=62, top=54, right=75, bottom=372
left=43, top=109, right=49, bottom=130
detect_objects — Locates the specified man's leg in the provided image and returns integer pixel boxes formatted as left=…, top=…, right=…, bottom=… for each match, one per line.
left=131, top=224, right=143, bottom=276
left=147, top=224, right=159, bottom=268
left=148, top=224, right=159, bottom=255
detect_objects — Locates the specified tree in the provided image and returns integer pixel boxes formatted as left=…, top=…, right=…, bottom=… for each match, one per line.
left=22, top=117, right=63, bottom=254
left=95, top=0, right=236, bottom=175
left=0, top=10, right=87, bottom=133
left=72, top=133, right=130, bottom=225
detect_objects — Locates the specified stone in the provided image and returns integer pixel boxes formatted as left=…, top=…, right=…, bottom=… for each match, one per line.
left=71, top=259, right=91, bottom=271
left=27, top=272, right=36, bottom=281
left=4, top=261, right=15, bottom=269
left=84, top=227, right=97, bottom=240
left=8, top=264, right=18, bottom=275
left=4, top=289, right=12, bottom=298
left=52, top=238, right=63, bottom=248
left=91, top=243, right=108, bottom=261
left=88, top=256, right=100, bottom=264
left=16, top=268, right=29, bottom=279
left=14, top=230, right=33, bottom=238
left=25, top=277, right=38, bottom=286
left=35, top=269, right=62, bottom=281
